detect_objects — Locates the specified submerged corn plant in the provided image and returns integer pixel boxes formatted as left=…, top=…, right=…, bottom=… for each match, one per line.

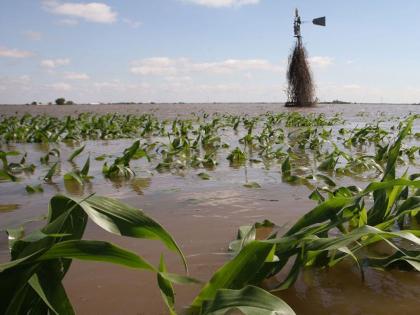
left=64, top=156, right=92, bottom=185
left=0, top=150, right=35, bottom=182
left=227, top=147, right=247, bottom=165
left=40, top=148, right=60, bottom=165
left=102, top=140, right=148, bottom=179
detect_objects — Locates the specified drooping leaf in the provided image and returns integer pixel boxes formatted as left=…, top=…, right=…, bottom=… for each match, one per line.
left=43, top=162, right=58, bottom=182
left=69, top=195, right=187, bottom=271
left=243, top=182, right=261, bottom=189
left=25, top=184, right=44, bottom=194
left=63, top=172, right=83, bottom=186
left=38, top=240, right=155, bottom=271
left=0, top=204, right=19, bottom=213
left=198, top=172, right=210, bottom=180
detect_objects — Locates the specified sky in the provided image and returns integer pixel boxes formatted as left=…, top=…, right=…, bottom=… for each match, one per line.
left=1, top=0, right=420, bottom=104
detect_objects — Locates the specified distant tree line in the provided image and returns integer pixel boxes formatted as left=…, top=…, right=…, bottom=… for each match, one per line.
left=29, top=98, right=75, bottom=105
left=55, top=98, right=74, bottom=105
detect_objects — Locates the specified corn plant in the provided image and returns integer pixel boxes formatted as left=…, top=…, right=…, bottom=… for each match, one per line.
left=0, top=194, right=188, bottom=314
left=102, top=140, right=147, bottom=178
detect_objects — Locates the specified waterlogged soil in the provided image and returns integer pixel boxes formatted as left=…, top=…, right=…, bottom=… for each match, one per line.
left=1, top=103, right=420, bottom=315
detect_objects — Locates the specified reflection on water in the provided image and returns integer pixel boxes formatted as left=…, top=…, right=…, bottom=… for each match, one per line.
left=33, top=142, right=51, bottom=153
left=275, top=263, right=420, bottom=315
left=0, top=204, right=19, bottom=213
left=130, top=177, right=151, bottom=195
left=63, top=179, right=94, bottom=196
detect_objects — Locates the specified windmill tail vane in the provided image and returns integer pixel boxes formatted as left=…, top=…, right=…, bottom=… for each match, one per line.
left=293, top=8, right=326, bottom=44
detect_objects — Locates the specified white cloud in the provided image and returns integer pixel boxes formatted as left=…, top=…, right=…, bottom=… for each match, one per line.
left=64, top=72, right=90, bottom=80
left=43, top=1, right=117, bottom=24
left=41, top=58, right=70, bottom=68
left=131, top=57, right=181, bottom=76
left=93, top=81, right=122, bottom=89
left=183, top=0, right=260, bottom=8
left=19, top=75, right=31, bottom=82
left=0, top=47, right=33, bottom=58
left=47, top=82, right=72, bottom=91
left=308, top=56, right=333, bottom=68
left=23, top=31, right=42, bottom=41
left=164, top=76, right=192, bottom=82
left=123, top=18, right=142, bottom=29
left=194, top=59, right=279, bottom=73
left=58, top=18, right=79, bottom=25
left=93, top=80, right=150, bottom=91
left=130, top=57, right=282, bottom=76
left=342, top=84, right=361, bottom=89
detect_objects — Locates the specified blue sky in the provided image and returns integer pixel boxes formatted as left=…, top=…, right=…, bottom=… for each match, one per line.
left=1, top=0, right=420, bottom=104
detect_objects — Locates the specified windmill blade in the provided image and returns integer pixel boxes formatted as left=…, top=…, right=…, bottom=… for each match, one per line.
left=312, top=16, right=326, bottom=26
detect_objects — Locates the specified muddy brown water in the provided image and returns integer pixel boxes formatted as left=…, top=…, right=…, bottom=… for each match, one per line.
left=0, top=103, right=419, bottom=315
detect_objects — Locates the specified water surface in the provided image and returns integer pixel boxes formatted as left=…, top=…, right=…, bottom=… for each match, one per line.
left=0, top=103, right=419, bottom=315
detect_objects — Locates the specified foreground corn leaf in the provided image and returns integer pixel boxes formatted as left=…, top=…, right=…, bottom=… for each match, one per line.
left=28, top=273, right=59, bottom=315
left=157, top=255, right=176, bottom=315
left=190, top=241, right=274, bottom=310
left=74, top=195, right=187, bottom=271
left=285, top=196, right=353, bottom=236
left=200, top=285, right=295, bottom=315
left=38, top=240, right=155, bottom=270
left=0, top=194, right=187, bottom=314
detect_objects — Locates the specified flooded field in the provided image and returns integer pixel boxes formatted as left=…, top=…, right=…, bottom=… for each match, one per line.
left=1, top=103, right=419, bottom=315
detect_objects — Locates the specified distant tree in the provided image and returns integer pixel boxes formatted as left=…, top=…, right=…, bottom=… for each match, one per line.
left=55, top=98, right=66, bottom=105
left=31, top=101, right=37, bottom=105
left=65, top=100, right=74, bottom=105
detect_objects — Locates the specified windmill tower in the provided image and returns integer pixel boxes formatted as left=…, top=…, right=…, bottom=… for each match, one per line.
left=285, top=9, right=326, bottom=107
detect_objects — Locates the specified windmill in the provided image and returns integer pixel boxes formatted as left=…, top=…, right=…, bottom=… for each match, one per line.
left=286, top=9, right=326, bottom=107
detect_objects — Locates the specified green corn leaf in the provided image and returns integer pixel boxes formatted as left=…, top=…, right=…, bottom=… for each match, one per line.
left=43, top=162, right=58, bottom=182
left=67, top=145, right=85, bottom=162
left=63, top=172, right=83, bottom=185
left=281, top=156, right=291, bottom=176
left=38, top=240, right=155, bottom=271
left=190, top=241, right=274, bottom=310
left=28, top=274, right=59, bottom=315
left=80, top=156, right=90, bottom=177
left=25, top=184, right=44, bottom=194
left=285, top=196, right=353, bottom=236
left=157, top=255, right=176, bottom=315
left=70, top=195, right=187, bottom=271
left=201, top=285, right=295, bottom=315
left=198, top=172, right=210, bottom=180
